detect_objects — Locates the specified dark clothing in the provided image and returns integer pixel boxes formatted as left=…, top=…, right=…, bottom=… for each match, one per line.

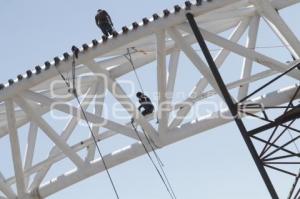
left=95, top=10, right=113, bottom=25
left=141, top=105, right=154, bottom=116
left=95, top=10, right=114, bottom=36
left=138, top=95, right=154, bottom=116
left=99, top=22, right=113, bottom=37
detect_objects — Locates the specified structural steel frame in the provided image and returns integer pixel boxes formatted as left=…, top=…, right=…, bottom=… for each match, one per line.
left=0, top=0, right=300, bottom=198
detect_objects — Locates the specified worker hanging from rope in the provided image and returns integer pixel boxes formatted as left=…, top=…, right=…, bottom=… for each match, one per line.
left=123, top=48, right=154, bottom=121
left=136, top=92, right=154, bottom=116
left=131, top=92, right=154, bottom=123
left=95, top=9, right=114, bottom=37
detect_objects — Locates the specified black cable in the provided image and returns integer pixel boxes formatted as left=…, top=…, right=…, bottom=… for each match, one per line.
left=125, top=48, right=160, bottom=125
left=55, top=56, right=120, bottom=199
left=131, top=122, right=176, bottom=199
left=73, top=92, right=120, bottom=199
left=140, top=128, right=177, bottom=199
left=146, top=135, right=165, bottom=168
left=55, top=67, right=71, bottom=88
left=125, top=49, right=170, bottom=183
left=125, top=48, right=166, bottom=168
left=124, top=48, right=145, bottom=94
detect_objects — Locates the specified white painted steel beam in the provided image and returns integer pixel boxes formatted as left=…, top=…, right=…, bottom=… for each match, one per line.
left=156, top=31, right=168, bottom=134
left=194, top=27, right=300, bottom=79
left=237, top=16, right=260, bottom=100
left=0, top=172, right=16, bottom=199
left=29, top=85, right=98, bottom=191
left=22, top=90, right=140, bottom=140
left=5, top=100, right=26, bottom=197
left=14, top=97, right=86, bottom=169
left=85, top=79, right=105, bottom=162
left=170, top=19, right=250, bottom=128
left=85, top=62, right=160, bottom=144
left=23, top=122, right=38, bottom=189
left=0, top=1, right=299, bottom=198
left=254, top=0, right=300, bottom=59
left=5, top=67, right=282, bottom=188
left=167, top=27, right=222, bottom=95
left=0, top=0, right=240, bottom=102
left=38, top=84, right=300, bottom=198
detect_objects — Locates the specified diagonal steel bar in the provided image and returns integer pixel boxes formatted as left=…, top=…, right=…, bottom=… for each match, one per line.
left=186, top=12, right=279, bottom=199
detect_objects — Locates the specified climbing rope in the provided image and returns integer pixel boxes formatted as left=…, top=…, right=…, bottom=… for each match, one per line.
left=74, top=92, right=120, bottom=199
left=124, top=48, right=145, bottom=94
left=140, top=127, right=177, bottom=198
left=55, top=51, right=120, bottom=199
left=124, top=47, right=161, bottom=124
left=124, top=48, right=169, bottom=171
left=143, top=129, right=165, bottom=167
left=56, top=68, right=71, bottom=89
left=131, top=122, right=177, bottom=199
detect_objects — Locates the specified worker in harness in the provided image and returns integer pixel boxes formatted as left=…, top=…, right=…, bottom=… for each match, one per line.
left=95, top=9, right=114, bottom=37
left=136, top=92, right=154, bottom=116
left=131, top=92, right=154, bottom=123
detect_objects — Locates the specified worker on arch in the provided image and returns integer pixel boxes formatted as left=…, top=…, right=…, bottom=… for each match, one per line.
left=136, top=92, right=154, bottom=116
left=95, top=9, right=114, bottom=37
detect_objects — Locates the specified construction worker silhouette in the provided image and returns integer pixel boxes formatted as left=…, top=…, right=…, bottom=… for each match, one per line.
left=95, top=9, right=114, bottom=37
left=136, top=92, right=154, bottom=116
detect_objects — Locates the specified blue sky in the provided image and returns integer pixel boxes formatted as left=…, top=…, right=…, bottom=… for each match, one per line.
left=0, top=0, right=300, bottom=198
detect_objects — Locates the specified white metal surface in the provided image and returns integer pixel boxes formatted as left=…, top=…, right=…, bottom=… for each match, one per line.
left=0, top=0, right=300, bottom=198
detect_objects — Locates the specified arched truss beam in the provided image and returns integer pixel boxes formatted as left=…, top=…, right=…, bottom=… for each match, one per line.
left=0, top=0, right=299, bottom=198
left=38, top=84, right=300, bottom=198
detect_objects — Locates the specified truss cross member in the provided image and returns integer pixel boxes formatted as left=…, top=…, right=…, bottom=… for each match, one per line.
left=22, top=190, right=42, bottom=199
left=20, top=188, right=43, bottom=199
left=186, top=13, right=279, bottom=199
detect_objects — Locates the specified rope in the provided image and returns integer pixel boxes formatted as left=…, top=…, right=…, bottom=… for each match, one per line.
left=124, top=47, right=161, bottom=123
left=124, top=48, right=145, bottom=93
left=140, top=127, right=177, bottom=198
left=74, top=92, right=120, bottom=199
left=55, top=55, right=120, bottom=199
left=143, top=131, right=165, bottom=167
left=55, top=67, right=71, bottom=88
left=130, top=122, right=177, bottom=199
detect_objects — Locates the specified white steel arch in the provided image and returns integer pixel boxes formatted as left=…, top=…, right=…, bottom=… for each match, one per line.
left=0, top=0, right=300, bottom=198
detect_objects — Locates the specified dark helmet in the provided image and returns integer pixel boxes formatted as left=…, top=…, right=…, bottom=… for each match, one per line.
left=97, top=9, right=102, bottom=12
left=136, top=92, right=143, bottom=98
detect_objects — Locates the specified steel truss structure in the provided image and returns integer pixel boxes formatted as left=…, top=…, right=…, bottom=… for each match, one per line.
left=0, top=0, right=300, bottom=198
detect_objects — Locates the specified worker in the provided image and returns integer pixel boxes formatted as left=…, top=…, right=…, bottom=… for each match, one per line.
left=95, top=9, right=114, bottom=37
left=136, top=92, right=154, bottom=116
